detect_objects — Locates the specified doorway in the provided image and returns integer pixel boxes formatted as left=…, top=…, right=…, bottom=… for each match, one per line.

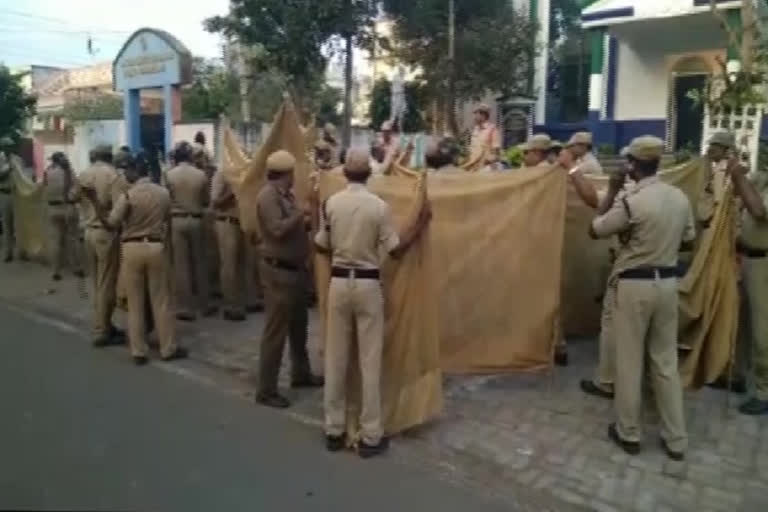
left=672, top=73, right=707, bottom=153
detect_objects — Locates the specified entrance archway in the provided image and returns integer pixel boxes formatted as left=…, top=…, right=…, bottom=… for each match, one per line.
left=113, top=28, right=192, bottom=157
left=669, top=56, right=711, bottom=152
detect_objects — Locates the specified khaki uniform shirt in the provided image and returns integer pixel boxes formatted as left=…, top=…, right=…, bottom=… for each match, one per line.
left=255, top=182, right=308, bottom=265
left=578, top=153, right=603, bottom=175
left=44, top=165, right=74, bottom=203
left=74, top=162, right=128, bottom=228
left=210, top=170, right=238, bottom=218
left=592, top=176, right=696, bottom=275
left=315, top=183, right=400, bottom=269
left=165, top=162, right=209, bottom=215
left=109, top=178, right=170, bottom=241
left=740, top=172, right=768, bottom=249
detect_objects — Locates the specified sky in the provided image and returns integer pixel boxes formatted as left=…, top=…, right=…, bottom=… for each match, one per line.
left=0, top=0, right=230, bottom=69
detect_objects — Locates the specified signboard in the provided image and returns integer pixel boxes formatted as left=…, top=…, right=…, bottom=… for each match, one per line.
left=113, top=28, right=192, bottom=91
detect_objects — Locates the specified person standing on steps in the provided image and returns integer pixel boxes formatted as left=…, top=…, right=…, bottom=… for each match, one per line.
left=44, top=152, right=84, bottom=281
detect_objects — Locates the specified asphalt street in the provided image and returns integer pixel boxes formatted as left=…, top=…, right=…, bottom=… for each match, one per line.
left=0, top=304, right=510, bottom=512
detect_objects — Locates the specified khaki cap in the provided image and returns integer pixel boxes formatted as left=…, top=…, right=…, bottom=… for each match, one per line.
left=522, top=133, right=552, bottom=152
left=381, top=120, right=393, bottom=131
left=314, top=139, right=331, bottom=151
left=566, top=132, right=593, bottom=147
left=628, top=136, right=664, bottom=161
left=473, top=103, right=491, bottom=115
left=620, top=146, right=630, bottom=157
left=550, top=140, right=563, bottom=149
left=708, top=131, right=735, bottom=148
left=266, top=150, right=296, bottom=173
left=344, top=147, right=371, bottom=173
left=323, top=123, right=338, bottom=140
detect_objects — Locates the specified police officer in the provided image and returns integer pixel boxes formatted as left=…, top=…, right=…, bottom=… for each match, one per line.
left=255, top=150, right=323, bottom=409
left=520, top=134, right=552, bottom=169
left=73, top=145, right=127, bottom=347
left=470, top=104, right=501, bottom=169
left=725, top=149, right=768, bottom=415
left=211, top=167, right=246, bottom=321
left=44, top=152, right=83, bottom=281
left=315, top=147, right=431, bottom=458
left=547, top=141, right=564, bottom=165
left=83, top=153, right=185, bottom=365
left=425, top=137, right=463, bottom=173
left=165, top=141, right=216, bottom=321
left=566, top=132, right=603, bottom=174
left=0, top=137, right=17, bottom=262
left=590, top=136, right=694, bottom=460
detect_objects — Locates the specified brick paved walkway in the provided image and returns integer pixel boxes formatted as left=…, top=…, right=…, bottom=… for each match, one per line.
left=2, top=260, right=767, bottom=511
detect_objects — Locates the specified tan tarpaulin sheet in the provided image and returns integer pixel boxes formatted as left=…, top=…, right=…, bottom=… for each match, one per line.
left=222, top=100, right=443, bottom=436
left=10, top=160, right=47, bottom=262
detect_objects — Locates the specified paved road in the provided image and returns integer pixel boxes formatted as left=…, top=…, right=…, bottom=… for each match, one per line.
left=0, top=305, right=509, bottom=512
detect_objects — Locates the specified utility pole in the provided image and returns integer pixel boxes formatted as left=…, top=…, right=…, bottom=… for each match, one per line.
left=343, top=33, right=353, bottom=147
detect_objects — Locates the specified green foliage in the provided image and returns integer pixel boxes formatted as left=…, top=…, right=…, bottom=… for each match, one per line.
left=60, top=93, right=121, bottom=122
left=597, top=143, right=616, bottom=156
left=205, top=0, right=377, bottom=102
left=368, top=78, right=426, bottom=133
left=182, top=57, right=239, bottom=121
left=504, top=145, right=523, bottom=168
left=674, top=141, right=696, bottom=164
left=312, top=84, right=343, bottom=127
left=381, top=0, right=537, bottom=101
left=0, top=65, right=37, bottom=141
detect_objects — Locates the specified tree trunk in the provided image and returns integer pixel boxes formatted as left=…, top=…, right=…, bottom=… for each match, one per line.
left=343, top=34, right=353, bottom=147
left=741, top=0, right=756, bottom=73
left=446, top=0, right=459, bottom=137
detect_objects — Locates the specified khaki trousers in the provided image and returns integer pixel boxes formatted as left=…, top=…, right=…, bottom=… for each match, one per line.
left=171, top=216, right=209, bottom=315
left=84, top=227, right=119, bottom=339
left=246, top=238, right=264, bottom=308
left=258, top=262, right=311, bottom=395
left=0, top=191, right=14, bottom=259
left=215, top=219, right=245, bottom=314
left=121, top=241, right=176, bottom=358
left=47, top=204, right=82, bottom=275
left=593, top=284, right=616, bottom=392
left=204, top=212, right=220, bottom=298
left=324, top=276, right=384, bottom=445
left=614, top=278, right=687, bottom=452
left=743, top=256, right=768, bottom=400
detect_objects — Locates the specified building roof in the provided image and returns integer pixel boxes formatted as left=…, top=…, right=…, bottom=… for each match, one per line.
left=582, top=0, right=740, bottom=28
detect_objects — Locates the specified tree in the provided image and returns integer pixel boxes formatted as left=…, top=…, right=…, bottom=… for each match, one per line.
left=368, top=78, right=426, bottom=133
left=0, top=65, right=37, bottom=142
left=548, top=0, right=590, bottom=122
left=312, top=84, right=343, bottom=128
left=205, top=0, right=377, bottom=139
left=182, top=57, right=239, bottom=121
left=381, top=0, right=537, bottom=132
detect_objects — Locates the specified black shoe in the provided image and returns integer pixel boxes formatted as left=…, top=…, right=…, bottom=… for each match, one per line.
left=110, top=326, right=126, bottom=340
left=738, top=397, right=768, bottom=416
left=358, top=437, right=389, bottom=459
left=3, top=255, right=12, bottom=263
left=608, top=423, right=640, bottom=455
left=326, top=433, right=347, bottom=452
left=255, top=392, right=291, bottom=409
left=176, top=312, right=196, bottom=322
left=707, top=376, right=748, bottom=394
left=554, top=350, right=569, bottom=367
left=292, top=374, right=324, bottom=388
left=93, top=336, right=124, bottom=348
left=202, top=305, right=219, bottom=318
left=660, top=438, right=685, bottom=461
left=223, top=310, right=246, bottom=322
left=580, top=379, right=614, bottom=399
left=52, top=273, right=62, bottom=281
left=73, top=270, right=85, bottom=278
left=246, top=303, right=264, bottom=313
left=133, top=356, right=149, bottom=366
left=161, top=347, right=189, bottom=362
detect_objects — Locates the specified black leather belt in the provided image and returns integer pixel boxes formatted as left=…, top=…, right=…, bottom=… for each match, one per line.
left=331, top=267, right=380, bottom=279
left=123, top=236, right=163, bottom=244
left=618, top=267, right=679, bottom=280
left=737, top=243, right=768, bottom=258
left=216, top=216, right=240, bottom=225
left=48, top=200, right=74, bottom=206
left=172, top=212, right=203, bottom=219
left=86, top=224, right=113, bottom=232
left=263, top=257, right=300, bottom=272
